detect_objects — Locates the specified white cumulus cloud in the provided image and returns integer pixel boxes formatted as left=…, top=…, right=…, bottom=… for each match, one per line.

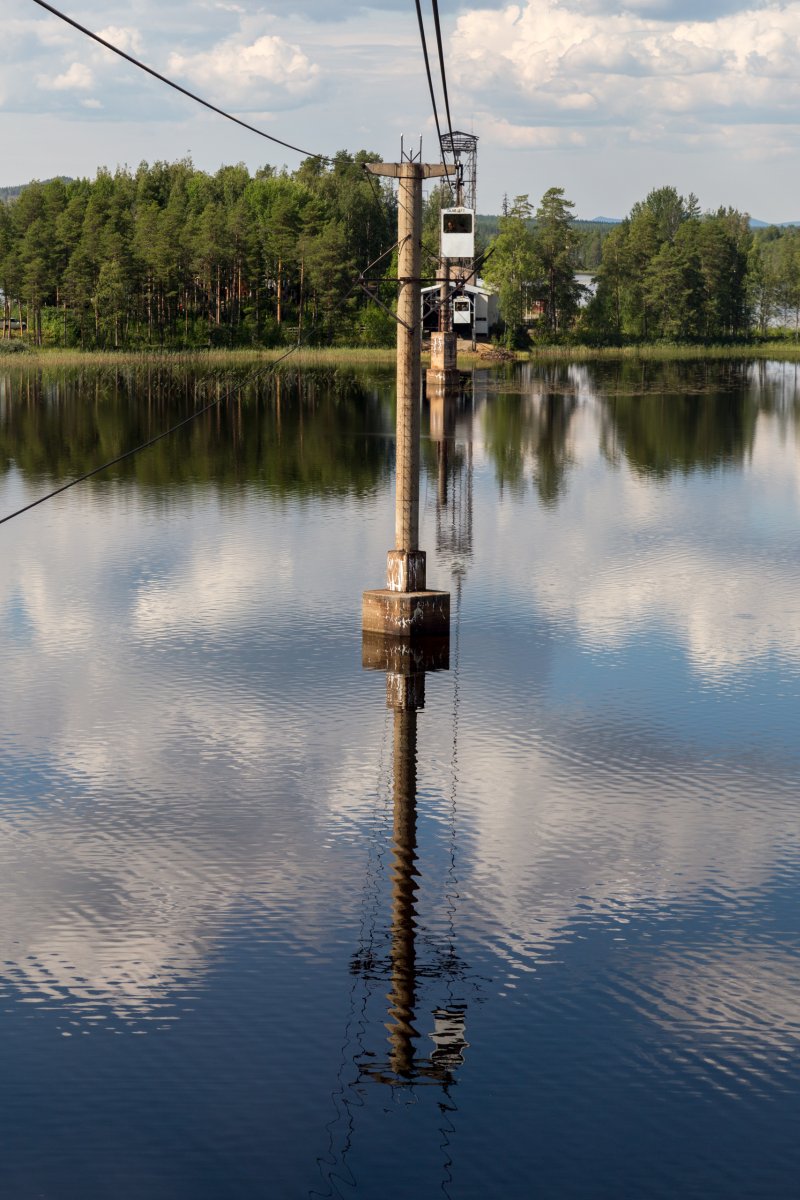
left=38, top=60, right=95, bottom=91
left=168, top=32, right=320, bottom=110
left=95, top=25, right=145, bottom=57
left=478, top=113, right=588, bottom=148
left=452, top=0, right=800, bottom=145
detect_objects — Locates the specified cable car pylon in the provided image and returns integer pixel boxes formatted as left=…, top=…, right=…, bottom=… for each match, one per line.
left=362, top=142, right=450, bottom=639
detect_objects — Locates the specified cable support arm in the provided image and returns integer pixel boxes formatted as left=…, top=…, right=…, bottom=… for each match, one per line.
left=358, top=279, right=412, bottom=332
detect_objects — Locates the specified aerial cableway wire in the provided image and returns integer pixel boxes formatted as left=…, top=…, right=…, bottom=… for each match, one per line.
left=412, top=0, right=456, bottom=195
left=33, top=3, right=451, bottom=257
left=430, top=0, right=457, bottom=163
left=32, top=1, right=452, bottom=284
left=0, top=240, right=398, bottom=528
left=31, top=0, right=331, bottom=163
left=7, top=3, right=462, bottom=525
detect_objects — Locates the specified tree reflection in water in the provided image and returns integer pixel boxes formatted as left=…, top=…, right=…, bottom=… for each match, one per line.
left=0, top=365, right=394, bottom=497
left=477, top=364, right=579, bottom=505
left=3, top=360, right=794, bottom=518
left=596, top=361, right=759, bottom=478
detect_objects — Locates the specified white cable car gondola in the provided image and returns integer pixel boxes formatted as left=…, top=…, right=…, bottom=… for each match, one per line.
left=453, top=295, right=472, bottom=326
left=441, top=207, right=474, bottom=260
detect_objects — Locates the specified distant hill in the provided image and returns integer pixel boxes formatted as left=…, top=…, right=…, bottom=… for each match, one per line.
left=588, top=214, right=800, bottom=229
left=477, top=213, right=615, bottom=236
left=750, top=218, right=800, bottom=229
left=1, top=177, right=73, bottom=203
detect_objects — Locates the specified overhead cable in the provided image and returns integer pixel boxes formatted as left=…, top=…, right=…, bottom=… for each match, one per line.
left=412, top=0, right=455, bottom=194
left=430, top=0, right=457, bottom=163
left=31, top=0, right=330, bottom=163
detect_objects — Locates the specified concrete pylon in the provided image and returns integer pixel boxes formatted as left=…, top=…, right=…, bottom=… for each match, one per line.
left=427, top=253, right=460, bottom=399
left=362, top=158, right=450, bottom=638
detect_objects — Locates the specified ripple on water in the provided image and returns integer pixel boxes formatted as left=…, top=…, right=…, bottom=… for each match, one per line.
left=1, top=364, right=800, bottom=1197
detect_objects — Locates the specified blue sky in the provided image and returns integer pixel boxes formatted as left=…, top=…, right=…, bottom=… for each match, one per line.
left=5, top=0, right=800, bottom=219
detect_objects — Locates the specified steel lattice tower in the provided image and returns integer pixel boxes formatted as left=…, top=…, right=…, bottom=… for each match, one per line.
left=440, top=131, right=478, bottom=211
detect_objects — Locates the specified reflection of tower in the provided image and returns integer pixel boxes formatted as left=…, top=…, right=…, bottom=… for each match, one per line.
left=429, top=378, right=474, bottom=593
left=360, top=634, right=468, bottom=1085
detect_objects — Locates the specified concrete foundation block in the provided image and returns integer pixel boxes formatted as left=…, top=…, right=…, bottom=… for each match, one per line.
left=430, top=331, right=457, bottom=372
left=362, top=588, right=450, bottom=638
left=387, top=549, right=426, bottom=592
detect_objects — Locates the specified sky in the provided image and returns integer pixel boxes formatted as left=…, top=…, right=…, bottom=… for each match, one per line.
left=5, top=0, right=800, bottom=220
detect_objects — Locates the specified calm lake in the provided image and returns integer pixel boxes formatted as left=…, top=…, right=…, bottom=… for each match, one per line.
left=1, top=357, right=799, bottom=1199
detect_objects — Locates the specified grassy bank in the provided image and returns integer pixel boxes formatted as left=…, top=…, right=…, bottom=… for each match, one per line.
left=0, top=345, right=399, bottom=370
left=0, top=343, right=503, bottom=372
left=4, top=340, right=800, bottom=370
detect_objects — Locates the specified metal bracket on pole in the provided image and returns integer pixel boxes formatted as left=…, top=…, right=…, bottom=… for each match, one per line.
left=358, top=277, right=413, bottom=332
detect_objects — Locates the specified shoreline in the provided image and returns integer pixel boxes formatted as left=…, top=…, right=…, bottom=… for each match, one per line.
left=3, top=341, right=800, bottom=369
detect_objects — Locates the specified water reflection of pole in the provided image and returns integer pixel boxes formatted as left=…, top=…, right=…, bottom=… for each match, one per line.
left=387, top=702, right=419, bottom=1076
left=311, top=634, right=466, bottom=1199
left=385, top=679, right=469, bottom=1087
left=361, top=634, right=467, bottom=1085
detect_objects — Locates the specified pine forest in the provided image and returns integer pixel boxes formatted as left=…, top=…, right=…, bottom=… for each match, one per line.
left=3, top=158, right=800, bottom=350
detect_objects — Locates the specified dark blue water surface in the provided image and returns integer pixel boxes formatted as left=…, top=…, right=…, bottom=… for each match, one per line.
left=1, top=357, right=799, bottom=1199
